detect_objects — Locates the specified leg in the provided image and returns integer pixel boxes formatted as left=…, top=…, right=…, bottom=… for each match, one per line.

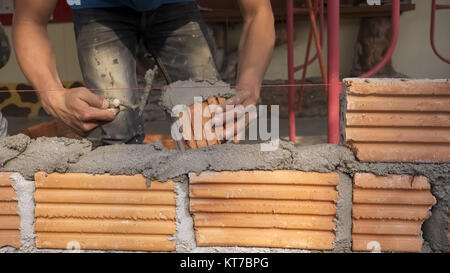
left=72, top=8, right=146, bottom=145
left=142, top=2, right=220, bottom=83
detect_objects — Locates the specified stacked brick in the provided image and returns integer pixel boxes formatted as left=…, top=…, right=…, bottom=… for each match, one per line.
left=179, top=96, right=228, bottom=150
left=352, top=173, right=436, bottom=252
left=344, top=79, right=450, bottom=163
left=34, top=172, right=176, bottom=251
left=189, top=170, right=339, bottom=250
left=0, top=173, right=21, bottom=248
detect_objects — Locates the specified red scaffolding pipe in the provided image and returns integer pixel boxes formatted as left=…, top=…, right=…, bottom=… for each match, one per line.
left=286, top=0, right=296, bottom=142
left=430, top=0, right=450, bottom=64
left=286, top=0, right=326, bottom=142
left=327, top=0, right=341, bottom=144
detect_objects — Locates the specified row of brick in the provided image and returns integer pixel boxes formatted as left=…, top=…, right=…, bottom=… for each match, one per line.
left=0, top=171, right=440, bottom=252
left=343, top=79, right=450, bottom=163
left=34, top=172, right=176, bottom=252
left=190, top=171, right=339, bottom=250
left=0, top=173, right=20, bottom=249
left=352, top=173, right=436, bottom=252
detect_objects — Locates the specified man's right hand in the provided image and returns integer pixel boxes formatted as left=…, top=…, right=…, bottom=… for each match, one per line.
left=39, top=87, right=119, bottom=135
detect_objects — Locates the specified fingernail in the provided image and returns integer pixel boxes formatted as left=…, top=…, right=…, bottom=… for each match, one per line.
left=102, top=99, right=110, bottom=109
left=108, top=108, right=119, bottom=115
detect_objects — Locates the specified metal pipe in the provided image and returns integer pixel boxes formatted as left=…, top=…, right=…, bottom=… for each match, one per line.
left=306, top=0, right=327, bottom=90
left=286, top=0, right=296, bottom=142
left=360, top=0, right=400, bottom=78
left=293, top=0, right=325, bottom=73
left=327, top=0, right=341, bottom=144
left=430, top=0, right=450, bottom=64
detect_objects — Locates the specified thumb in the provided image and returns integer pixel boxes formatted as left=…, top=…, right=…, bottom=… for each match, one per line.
left=226, top=94, right=245, bottom=106
left=78, top=88, right=109, bottom=109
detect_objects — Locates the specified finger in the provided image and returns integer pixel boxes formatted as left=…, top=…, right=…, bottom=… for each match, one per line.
left=80, top=121, right=101, bottom=132
left=190, top=103, right=207, bottom=148
left=214, top=103, right=248, bottom=128
left=179, top=109, right=197, bottom=149
left=225, top=94, right=244, bottom=106
left=226, top=111, right=255, bottom=142
left=203, top=100, right=217, bottom=146
left=207, top=97, right=221, bottom=145
left=78, top=88, right=109, bottom=109
left=80, top=107, right=118, bottom=122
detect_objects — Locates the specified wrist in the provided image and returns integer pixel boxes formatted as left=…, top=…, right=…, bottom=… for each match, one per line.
left=236, top=82, right=260, bottom=101
left=37, top=85, right=66, bottom=114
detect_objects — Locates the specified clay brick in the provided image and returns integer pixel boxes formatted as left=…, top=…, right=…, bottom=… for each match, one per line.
left=353, top=204, right=432, bottom=221
left=34, top=172, right=176, bottom=252
left=190, top=199, right=337, bottom=215
left=0, top=201, right=18, bottom=215
left=347, top=95, right=450, bottom=112
left=346, top=79, right=450, bottom=96
left=354, top=189, right=436, bottom=205
left=0, top=187, right=16, bottom=201
left=353, top=219, right=422, bottom=235
left=196, top=228, right=335, bottom=250
left=0, top=173, right=13, bottom=186
left=350, top=143, right=450, bottom=163
left=0, top=230, right=21, bottom=248
left=0, top=173, right=16, bottom=202
left=354, top=173, right=430, bottom=190
left=0, top=215, right=20, bottom=230
left=346, top=127, right=450, bottom=143
left=142, top=134, right=176, bottom=150
left=352, top=173, right=435, bottom=252
left=190, top=184, right=337, bottom=201
left=346, top=112, right=450, bottom=127
left=35, top=218, right=175, bottom=235
left=35, top=189, right=175, bottom=205
left=35, top=203, right=175, bottom=220
left=352, top=234, right=423, bottom=253
left=180, top=96, right=229, bottom=150
left=193, top=213, right=335, bottom=230
left=189, top=171, right=339, bottom=185
left=36, top=233, right=175, bottom=251
left=344, top=79, right=450, bottom=163
left=35, top=172, right=174, bottom=190
left=189, top=171, right=339, bottom=250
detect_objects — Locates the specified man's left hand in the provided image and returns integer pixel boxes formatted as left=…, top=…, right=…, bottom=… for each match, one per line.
left=213, top=85, right=259, bottom=143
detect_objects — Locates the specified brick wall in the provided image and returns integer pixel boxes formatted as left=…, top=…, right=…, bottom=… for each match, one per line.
left=343, top=79, right=450, bottom=163
left=189, top=171, right=339, bottom=250
left=0, top=173, right=20, bottom=248
left=352, top=173, right=435, bottom=252
left=34, top=172, right=176, bottom=251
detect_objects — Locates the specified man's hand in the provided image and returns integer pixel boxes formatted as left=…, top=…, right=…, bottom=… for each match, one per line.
left=39, top=87, right=118, bottom=135
left=213, top=85, right=259, bottom=143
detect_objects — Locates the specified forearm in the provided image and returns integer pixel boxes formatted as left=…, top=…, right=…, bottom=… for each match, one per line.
left=236, top=10, right=275, bottom=93
left=13, top=20, right=63, bottom=93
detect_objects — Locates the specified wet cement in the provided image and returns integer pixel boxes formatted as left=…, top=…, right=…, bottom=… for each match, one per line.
left=0, top=135, right=448, bottom=252
left=11, top=173, right=36, bottom=252
left=159, top=80, right=235, bottom=114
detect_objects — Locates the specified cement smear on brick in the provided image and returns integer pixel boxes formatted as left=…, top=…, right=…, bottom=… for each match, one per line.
left=159, top=80, right=235, bottom=114
left=10, top=173, right=36, bottom=252
left=0, top=135, right=448, bottom=252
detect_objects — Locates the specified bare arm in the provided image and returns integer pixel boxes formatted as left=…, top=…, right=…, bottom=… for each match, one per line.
left=235, top=0, right=275, bottom=103
left=13, top=0, right=117, bottom=134
left=214, top=0, right=275, bottom=142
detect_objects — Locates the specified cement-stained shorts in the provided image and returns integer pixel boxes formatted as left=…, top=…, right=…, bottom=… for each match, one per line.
left=72, top=2, right=219, bottom=145
left=0, top=24, right=11, bottom=69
